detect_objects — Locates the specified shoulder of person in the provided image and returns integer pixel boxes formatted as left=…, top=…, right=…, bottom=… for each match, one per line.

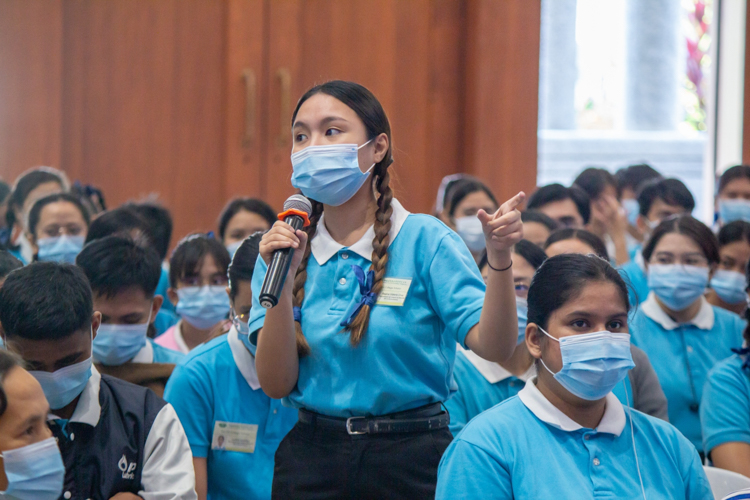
left=629, top=407, right=697, bottom=454
left=100, top=373, right=168, bottom=419
left=175, top=334, right=232, bottom=371
left=707, top=355, right=747, bottom=388
left=453, top=396, right=526, bottom=448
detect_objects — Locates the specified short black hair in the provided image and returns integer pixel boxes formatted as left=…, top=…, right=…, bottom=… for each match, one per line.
left=123, top=201, right=173, bottom=261
left=27, top=193, right=91, bottom=237
left=218, top=198, right=276, bottom=241
left=544, top=228, right=609, bottom=261
left=718, top=220, right=750, bottom=247
left=615, top=163, right=662, bottom=196
left=446, top=178, right=499, bottom=217
left=526, top=183, right=591, bottom=224
left=6, top=167, right=69, bottom=229
left=76, top=236, right=162, bottom=299
left=642, top=215, right=720, bottom=265
left=718, top=165, right=750, bottom=194
left=521, top=210, right=560, bottom=232
left=169, top=234, right=231, bottom=288
left=228, top=233, right=263, bottom=299
left=512, top=239, right=548, bottom=270
left=0, top=262, right=93, bottom=341
left=528, top=253, right=629, bottom=330
left=85, top=207, right=154, bottom=249
left=573, top=167, right=617, bottom=201
left=0, top=350, right=23, bottom=419
left=637, top=178, right=695, bottom=217
left=0, top=250, right=23, bottom=279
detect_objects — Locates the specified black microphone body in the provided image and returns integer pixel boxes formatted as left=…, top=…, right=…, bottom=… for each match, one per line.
left=259, top=195, right=313, bottom=309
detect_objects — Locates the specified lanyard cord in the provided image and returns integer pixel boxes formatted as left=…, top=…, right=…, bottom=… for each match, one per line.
left=623, top=379, right=647, bottom=499
left=678, top=329, right=700, bottom=410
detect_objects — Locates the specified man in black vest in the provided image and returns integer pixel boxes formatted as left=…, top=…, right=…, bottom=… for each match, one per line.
left=0, top=262, right=197, bottom=500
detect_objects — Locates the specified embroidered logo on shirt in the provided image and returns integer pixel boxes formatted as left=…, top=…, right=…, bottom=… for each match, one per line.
left=118, top=454, right=137, bottom=480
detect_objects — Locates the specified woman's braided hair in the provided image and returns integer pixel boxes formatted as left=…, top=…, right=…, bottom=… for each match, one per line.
left=291, top=81, right=394, bottom=356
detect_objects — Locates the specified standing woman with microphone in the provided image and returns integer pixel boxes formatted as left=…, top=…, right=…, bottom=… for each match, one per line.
left=248, top=80, right=523, bottom=499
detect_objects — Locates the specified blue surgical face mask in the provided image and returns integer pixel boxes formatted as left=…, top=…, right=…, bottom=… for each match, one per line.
left=710, top=269, right=748, bottom=305
left=719, top=198, right=750, bottom=224
left=622, top=198, right=640, bottom=226
left=176, top=285, right=230, bottom=330
left=226, top=240, right=243, bottom=259
left=516, top=297, right=528, bottom=345
left=454, top=216, right=485, bottom=253
left=30, top=355, right=93, bottom=410
left=37, top=235, right=85, bottom=264
left=0, top=437, right=65, bottom=500
left=648, top=264, right=709, bottom=311
left=291, top=141, right=374, bottom=206
left=539, top=328, right=635, bottom=401
left=93, top=311, right=152, bottom=366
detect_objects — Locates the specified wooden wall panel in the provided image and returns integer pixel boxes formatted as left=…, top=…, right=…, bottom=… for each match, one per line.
left=0, top=0, right=62, bottom=182
left=62, top=0, right=225, bottom=243
left=463, top=0, right=540, bottom=206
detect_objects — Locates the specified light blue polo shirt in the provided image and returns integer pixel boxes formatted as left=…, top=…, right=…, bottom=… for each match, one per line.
left=701, top=354, right=750, bottom=457
left=446, top=347, right=635, bottom=435
left=630, top=293, right=744, bottom=451
left=618, top=253, right=649, bottom=306
left=164, top=327, right=297, bottom=500
left=247, top=200, right=486, bottom=418
left=436, top=379, right=712, bottom=499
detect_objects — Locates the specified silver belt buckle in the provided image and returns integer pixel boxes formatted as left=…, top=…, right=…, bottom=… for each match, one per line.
left=346, top=416, right=368, bottom=435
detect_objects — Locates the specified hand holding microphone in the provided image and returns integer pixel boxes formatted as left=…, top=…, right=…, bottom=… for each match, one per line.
left=259, top=195, right=313, bottom=309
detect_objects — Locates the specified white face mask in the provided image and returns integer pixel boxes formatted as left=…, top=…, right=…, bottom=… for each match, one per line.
left=455, top=216, right=485, bottom=253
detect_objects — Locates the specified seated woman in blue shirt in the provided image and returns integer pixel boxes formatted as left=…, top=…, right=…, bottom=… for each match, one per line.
left=249, top=81, right=523, bottom=499
left=705, top=220, right=750, bottom=316
left=436, top=253, right=712, bottom=499
left=629, top=215, right=745, bottom=454
left=701, top=256, right=750, bottom=479
left=165, top=235, right=298, bottom=500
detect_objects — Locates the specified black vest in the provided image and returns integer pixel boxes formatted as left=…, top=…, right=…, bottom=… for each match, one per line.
left=50, top=374, right=166, bottom=500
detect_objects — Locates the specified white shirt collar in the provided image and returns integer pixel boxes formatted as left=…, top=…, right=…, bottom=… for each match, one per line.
left=227, top=326, right=261, bottom=390
left=172, top=321, right=191, bottom=354
left=641, top=292, right=714, bottom=330
left=458, top=344, right=535, bottom=384
left=48, top=365, right=102, bottom=428
left=518, top=377, right=625, bottom=436
left=131, top=339, right=154, bottom=363
left=310, top=199, right=410, bottom=265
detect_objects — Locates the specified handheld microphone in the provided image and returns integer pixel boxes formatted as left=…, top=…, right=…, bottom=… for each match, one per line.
left=259, top=194, right=313, bottom=309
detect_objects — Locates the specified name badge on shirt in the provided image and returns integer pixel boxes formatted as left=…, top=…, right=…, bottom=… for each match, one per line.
left=376, top=278, right=412, bottom=306
left=212, top=421, right=258, bottom=453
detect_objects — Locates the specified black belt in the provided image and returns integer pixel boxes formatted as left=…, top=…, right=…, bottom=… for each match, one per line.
left=298, top=403, right=450, bottom=435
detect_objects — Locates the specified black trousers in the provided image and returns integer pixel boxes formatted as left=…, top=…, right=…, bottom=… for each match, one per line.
left=272, top=420, right=453, bottom=500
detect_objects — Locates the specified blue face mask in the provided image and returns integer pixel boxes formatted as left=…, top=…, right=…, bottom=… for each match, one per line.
left=455, top=216, right=485, bottom=253
left=291, top=141, right=375, bottom=206
left=622, top=198, right=640, bottom=226
left=226, top=241, right=242, bottom=259
left=516, top=297, right=528, bottom=345
left=719, top=198, right=750, bottom=223
left=93, top=313, right=151, bottom=366
left=176, top=285, right=230, bottom=330
left=30, top=356, right=93, bottom=410
left=539, top=328, right=635, bottom=401
left=0, top=437, right=65, bottom=500
left=710, top=269, right=747, bottom=305
left=648, top=264, right=709, bottom=311
left=36, top=235, right=85, bottom=264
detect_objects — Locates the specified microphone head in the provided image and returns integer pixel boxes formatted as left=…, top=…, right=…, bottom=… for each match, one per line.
left=284, top=194, right=313, bottom=217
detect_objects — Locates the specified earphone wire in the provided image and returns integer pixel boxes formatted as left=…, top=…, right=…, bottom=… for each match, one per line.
left=623, top=380, right=647, bottom=500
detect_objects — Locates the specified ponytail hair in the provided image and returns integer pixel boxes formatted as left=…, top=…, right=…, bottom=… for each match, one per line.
left=290, top=81, right=394, bottom=355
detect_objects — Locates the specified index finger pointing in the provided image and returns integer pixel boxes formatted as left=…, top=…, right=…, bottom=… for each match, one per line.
left=498, top=191, right=526, bottom=216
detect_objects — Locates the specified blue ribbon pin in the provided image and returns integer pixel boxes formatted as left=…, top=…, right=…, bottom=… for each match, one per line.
left=293, top=307, right=302, bottom=323
left=340, top=265, right=378, bottom=328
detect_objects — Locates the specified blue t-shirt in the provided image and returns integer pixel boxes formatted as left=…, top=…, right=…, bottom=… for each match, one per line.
left=164, top=329, right=297, bottom=500
left=436, top=389, right=711, bottom=499
left=247, top=207, right=486, bottom=417
left=619, top=259, right=649, bottom=306
left=630, top=301, right=744, bottom=451
left=701, top=354, right=750, bottom=457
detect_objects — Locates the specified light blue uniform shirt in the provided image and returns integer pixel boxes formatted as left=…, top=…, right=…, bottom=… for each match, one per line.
left=247, top=200, right=486, bottom=417
left=436, top=379, right=712, bottom=500
left=164, top=327, right=297, bottom=500
left=630, top=293, right=744, bottom=451
left=619, top=253, right=649, bottom=306
left=701, top=354, right=750, bottom=457
left=147, top=338, right=184, bottom=364
left=446, top=348, right=635, bottom=435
